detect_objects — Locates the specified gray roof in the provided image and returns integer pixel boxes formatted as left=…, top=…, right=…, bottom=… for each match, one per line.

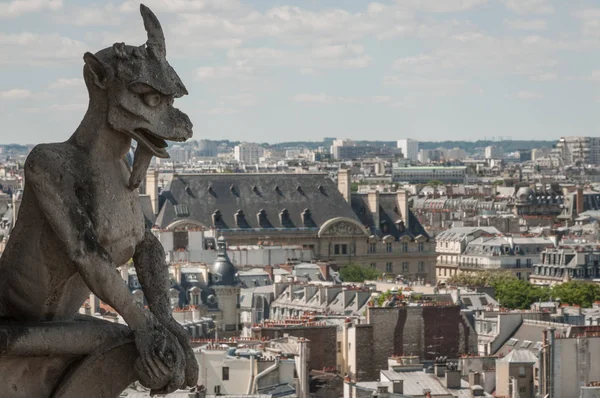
left=498, top=349, right=538, bottom=364
left=351, top=192, right=429, bottom=239
left=156, top=173, right=361, bottom=230
left=496, top=320, right=569, bottom=356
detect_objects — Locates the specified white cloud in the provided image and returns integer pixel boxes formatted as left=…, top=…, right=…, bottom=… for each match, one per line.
left=0, top=0, right=62, bottom=17
left=292, top=93, right=400, bottom=105
left=48, top=78, right=84, bottom=89
left=196, top=64, right=256, bottom=80
left=530, top=72, right=557, bottom=81
left=505, top=18, right=547, bottom=31
left=573, top=8, right=600, bottom=38
left=502, top=0, right=554, bottom=15
left=399, top=0, right=488, bottom=13
left=506, top=90, right=542, bottom=100
left=0, top=32, right=86, bottom=65
left=0, top=89, right=31, bottom=99
left=117, top=0, right=243, bottom=14
left=220, top=93, right=259, bottom=107
left=50, top=103, right=87, bottom=111
left=202, top=107, right=238, bottom=115
left=292, top=93, right=361, bottom=104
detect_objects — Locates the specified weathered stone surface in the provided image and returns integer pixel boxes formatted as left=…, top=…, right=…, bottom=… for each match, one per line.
left=0, top=4, right=196, bottom=397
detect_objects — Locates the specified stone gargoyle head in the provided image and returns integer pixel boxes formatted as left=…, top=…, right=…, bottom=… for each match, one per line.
left=82, top=4, right=193, bottom=188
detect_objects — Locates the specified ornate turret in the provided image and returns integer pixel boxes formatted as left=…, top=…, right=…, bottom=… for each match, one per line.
left=209, top=236, right=238, bottom=286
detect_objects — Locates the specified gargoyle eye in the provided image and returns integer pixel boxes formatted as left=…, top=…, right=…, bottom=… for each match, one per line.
left=143, top=93, right=161, bottom=107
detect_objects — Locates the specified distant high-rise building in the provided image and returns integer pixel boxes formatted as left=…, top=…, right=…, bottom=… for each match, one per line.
left=552, top=136, right=600, bottom=165
left=234, top=142, right=264, bottom=164
left=485, top=145, right=503, bottom=159
left=197, top=139, right=218, bottom=157
left=397, top=139, right=418, bottom=161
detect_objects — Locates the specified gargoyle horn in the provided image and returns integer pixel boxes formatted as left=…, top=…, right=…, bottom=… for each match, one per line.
left=140, top=4, right=166, bottom=59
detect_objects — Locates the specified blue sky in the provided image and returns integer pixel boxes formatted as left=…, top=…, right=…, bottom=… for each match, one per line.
left=1, top=0, right=600, bottom=145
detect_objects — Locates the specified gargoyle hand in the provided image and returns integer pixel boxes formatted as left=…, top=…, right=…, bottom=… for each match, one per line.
left=161, top=316, right=200, bottom=388
left=133, top=315, right=186, bottom=395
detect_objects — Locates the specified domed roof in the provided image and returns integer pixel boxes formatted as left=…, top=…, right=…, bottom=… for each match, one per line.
left=209, top=236, right=238, bottom=286
left=516, top=187, right=534, bottom=201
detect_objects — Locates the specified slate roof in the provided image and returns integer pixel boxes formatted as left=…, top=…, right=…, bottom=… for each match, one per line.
left=495, top=320, right=569, bottom=356
left=156, top=173, right=361, bottom=230
left=498, top=349, right=538, bottom=364
left=351, top=192, right=429, bottom=239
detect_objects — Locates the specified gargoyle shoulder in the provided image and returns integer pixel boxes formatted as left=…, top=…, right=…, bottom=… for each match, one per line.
left=24, top=143, right=74, bottom=182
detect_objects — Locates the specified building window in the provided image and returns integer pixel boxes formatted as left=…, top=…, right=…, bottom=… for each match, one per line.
left=334, top=244, right=348, bottom=255
left=418, top=262, right=425, bottom=272
left=516, top=259, right=521, bottom=268
left=418, top=242, right=424, bottom=252
left=337, top=341, right=341, bottom=353
left=222, top=367, right=230, bottom=381
left=386, top=242, right=392, bottom=253
left=370, top=262, right=377, bottom=269
left=402, top=242, right=409, bottom=252
left=519, top=387, right=526, bottom=393
left=369, top=242, right=376, bottom=253
left=174, top=231, right=188, bottom=250
left=402, top=262, right=409, bottom=272
left=386, top=262, right=393, bottom=272
left=519, top=366, right=526, bottom=377
left=526, top=259, right=532, bottom=267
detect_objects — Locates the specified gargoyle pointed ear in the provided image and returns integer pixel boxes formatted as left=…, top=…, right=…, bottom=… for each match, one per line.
left=140, top=4, right=166, bottom=59
left=83, top=52, right=110, bottom=90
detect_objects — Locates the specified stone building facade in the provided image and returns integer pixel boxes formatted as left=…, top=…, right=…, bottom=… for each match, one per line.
left=251, top=324, right=337, bottom=372
left=365, top=305, right=476, bottom=375
left=148, top=170, right=437, bottom=283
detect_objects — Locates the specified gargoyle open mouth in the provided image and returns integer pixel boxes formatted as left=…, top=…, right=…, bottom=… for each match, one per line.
left=131, top=128, right=169, bottom=158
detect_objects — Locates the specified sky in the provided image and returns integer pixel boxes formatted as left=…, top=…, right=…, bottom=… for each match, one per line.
left=1, top=0, right=600, bottom=145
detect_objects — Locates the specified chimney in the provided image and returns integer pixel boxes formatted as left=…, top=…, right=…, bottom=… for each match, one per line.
left=265, top=265, right=274, bottom=282
left=392, top=380, right=403, bottom=394
left=444, top=365, right=461, bottom=389
left=576, top=186, right=584, bottom=216
left=146, top=168, right=159, bottom=216
left=468, top=371, right=482, bottom=388
left=434, top=363, right=447, bottom=378
left=337, top=168, right=351, bottom=203
left=368, top=190, right=380, bottom=230
left=89, top=293, right=101, bottom=315
left=376, top=385, right=389, bottom=398
left=317, top=261, right=331, bottom=281
left=396, top=189, right=410, bottom=230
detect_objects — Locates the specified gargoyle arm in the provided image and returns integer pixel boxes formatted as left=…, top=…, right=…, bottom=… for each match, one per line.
left=24, top=147, right=148, bottom=331
left=133, top=230, right=199, bottom=387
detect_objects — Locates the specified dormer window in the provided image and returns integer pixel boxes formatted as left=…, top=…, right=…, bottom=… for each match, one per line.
left=257, top=209, right=268, bottom=227
left=208, top=185, right=216, bottom=196
left=252, top=185, right=260, bottom=195
left=301, top=208, right=312, bottom=225
left=280, top=208, right=290, bottom=226
left=235, top=209, right=246, bottom=227
left=212, top=209, right=222, bottom=226
left=230, top=185, right=237, bottom=195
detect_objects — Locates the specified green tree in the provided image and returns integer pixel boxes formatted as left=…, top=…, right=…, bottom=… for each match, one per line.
left=551, top=282, right=600, bottom=307
left=493, top=279, right=550, bottom=309
left=339, top=263, right=381, bottom=282
left=447, top=270, right=516, bottom=287
left=427, top=180, right=444, bottom=187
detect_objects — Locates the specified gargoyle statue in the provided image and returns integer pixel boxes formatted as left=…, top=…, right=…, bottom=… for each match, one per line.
left=0, top=4, right=198, bottom=397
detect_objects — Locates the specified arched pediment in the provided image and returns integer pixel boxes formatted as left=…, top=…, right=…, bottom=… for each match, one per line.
left=318, top=217, right=369, bottom=238
left=166, top=218, right=206, bottom=230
